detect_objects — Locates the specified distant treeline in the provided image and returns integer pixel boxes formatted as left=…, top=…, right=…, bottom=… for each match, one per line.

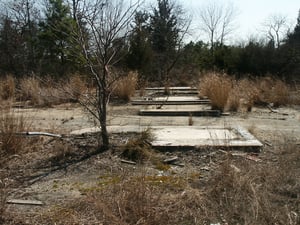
left=0, top=0, right=299, bottom=81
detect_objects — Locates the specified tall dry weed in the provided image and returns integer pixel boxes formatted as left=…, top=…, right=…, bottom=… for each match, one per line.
left=19, top=76, right=42, bottom=105
left=254, top=77, right=289, bottom=107
left=199, top=72, right=233, bottom=111
left=0, top=110, right=27, bottom=157
left=65, top=74, right=87, bottom=102
left=112, top=71, right=138, bottom=102
left=19, top=76, right=78, bottom=106
left=226, top=78, right=259, bottom=112
left=0, top=75, right=15, bottom=101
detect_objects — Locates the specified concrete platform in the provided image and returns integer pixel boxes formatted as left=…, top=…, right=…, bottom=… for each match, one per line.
left=145, top=87, right=198, bottom=91
left=150, top=126, right=263, bottom=151
left=132, top=96, right=210, bottom=105
left=139, top=109, right=221, bottom=117
left=70, top=125, right=262, bottom=151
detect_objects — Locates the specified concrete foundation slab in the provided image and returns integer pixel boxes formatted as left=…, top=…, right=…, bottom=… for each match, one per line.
left=145, top=87, right=198, bottom=91
left=150, top=126, right=263, bottom=150
left=132, top=96, right=210, bottom=105
left=70, top=125, right=262, bottom=151
left=139, top=109, right=221, bottom=117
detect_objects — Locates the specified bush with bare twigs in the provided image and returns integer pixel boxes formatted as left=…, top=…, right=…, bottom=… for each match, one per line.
left=112, top=71, right=138, bottom=102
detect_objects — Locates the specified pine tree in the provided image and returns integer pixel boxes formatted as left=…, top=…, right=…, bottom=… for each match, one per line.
left=38, top=0, right=76, bottom=75
left=126, top=11, right=152, bottom=78
left=149, top=0, right=181, bottom=83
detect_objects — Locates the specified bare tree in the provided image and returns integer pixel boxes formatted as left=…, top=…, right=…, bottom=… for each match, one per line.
left=74, top=0, right=140, bottom=151
left=197, top=1, right=237, bottom=52
left=263, top=14, right=290, bottom=48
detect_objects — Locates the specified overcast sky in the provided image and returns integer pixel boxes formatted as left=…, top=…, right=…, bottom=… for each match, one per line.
left=147, top=0, right=299, bottom=43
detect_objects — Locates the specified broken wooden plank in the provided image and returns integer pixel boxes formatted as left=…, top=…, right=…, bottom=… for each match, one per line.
left=7, top=199, right=44, bottom=206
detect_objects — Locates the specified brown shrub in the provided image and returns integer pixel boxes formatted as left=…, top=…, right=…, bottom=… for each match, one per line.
left=19, top=76, right=80, bottom=107
left=19, top=76, right=42, bottom=105
left=64, top=74, right=87, bottom=102
left=113, top=71, right=138, bottom=102
left=254, top=77, right=289, bottom=107
left=199, top=72, right=233, bottom=111
left=226, top=78, right=259, bottom=112
left=121, top=129, right=154, bottom=162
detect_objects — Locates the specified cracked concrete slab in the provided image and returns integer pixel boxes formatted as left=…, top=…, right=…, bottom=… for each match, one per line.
left=150, top=126, right=263, bottom=150
left=70, top=125, right=263, bottom=151
left=132, top=96, right=210, bottom=105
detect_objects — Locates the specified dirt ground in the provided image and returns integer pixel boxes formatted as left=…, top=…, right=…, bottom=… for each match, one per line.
left=1, top=95, right=300, bottom=224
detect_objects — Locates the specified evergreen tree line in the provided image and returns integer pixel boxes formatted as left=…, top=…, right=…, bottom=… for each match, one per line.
left=0, top=0, right=299, bottom=81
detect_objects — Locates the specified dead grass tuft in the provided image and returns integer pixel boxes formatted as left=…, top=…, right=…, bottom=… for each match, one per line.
left=0, top=75, right=15, bottom=101
left=121, top=129, right=154, bottom=162
left=113, top=71, right=138, bottom=102
left=64, top=74, right=87, bottom=102
left=200, top=74, right=292, bottom=112
left=199, top=72, right=233, bottom=111
left=19, top=76, right=42, bottom=105
left=226, top=78, right=259, bottom=112
left=0, top=110, right=27, bottom=158
left=254, top=77, right=289, bottom=107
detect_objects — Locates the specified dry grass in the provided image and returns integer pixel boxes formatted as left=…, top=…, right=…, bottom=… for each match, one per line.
left=0, top=110, right=28, bottom=158
left=18, top=75, right=87, bottom=107
left=199, top=73, right=293, bottom=112
left=226, top=78, right=259, bottom=112
left=202, top=142, right=300, bottom=225
left=0, top=75, right=15, bottom=101
left=121, top=129, right=154, bottom=162
left=36, top=172, right=204, bottom=225
left=112, top=71, right=138, bottom=102
left=199, top=72, right=233, bottom=111
left=254, top=77, right=289, bottom=107
left=64, top=74, right=87, bottom=102
left=8, top=137, right=298, bottom=225
left=19, top=76, right=42, bottom=105
left=0, top=179, right=7, bottom=224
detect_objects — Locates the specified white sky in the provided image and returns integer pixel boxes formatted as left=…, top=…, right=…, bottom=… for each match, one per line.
left=146, top=0, right=300, bottom=44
